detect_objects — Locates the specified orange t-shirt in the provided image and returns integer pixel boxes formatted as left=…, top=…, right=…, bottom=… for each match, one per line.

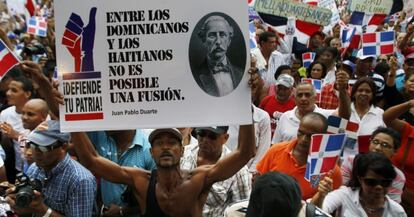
left=392, top=122, right=414, bottom=190
left=256, top=140, right=343, bottom=199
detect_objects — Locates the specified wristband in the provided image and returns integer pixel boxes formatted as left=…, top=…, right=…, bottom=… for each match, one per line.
left=42, top=208, right=52, bottom=217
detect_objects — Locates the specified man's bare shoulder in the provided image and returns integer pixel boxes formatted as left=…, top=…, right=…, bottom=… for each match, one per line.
left=179, top=164, right=214, bottom=181
left=124, top=166, right=152, bottom=181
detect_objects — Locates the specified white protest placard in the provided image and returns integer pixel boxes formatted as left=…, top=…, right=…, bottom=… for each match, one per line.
left=318, top=0, right=340, bottom=33
left=404, top=0, right=414, bottom=18
left=5, top=0, right=25, bottom=15
left=54, top=0, right=252, bottom=132
left=254, top=0, right=332, bottom=26
left=349, top=0, right=393, bottom=14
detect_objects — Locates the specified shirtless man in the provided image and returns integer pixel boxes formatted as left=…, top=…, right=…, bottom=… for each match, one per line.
left=71, top=125, right=255, bottom=217
left=19, top=60, right=257, bottom=217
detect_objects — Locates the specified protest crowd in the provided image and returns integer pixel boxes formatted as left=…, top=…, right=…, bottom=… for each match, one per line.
left=0, top=0, right=413, bottom=216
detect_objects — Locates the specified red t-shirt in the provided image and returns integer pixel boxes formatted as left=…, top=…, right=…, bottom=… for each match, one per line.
left=392, top=122, right=414, bottom=190
left=259, top=95, right=295, bottom=137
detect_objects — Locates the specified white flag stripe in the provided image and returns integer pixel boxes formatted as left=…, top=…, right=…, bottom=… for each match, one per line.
left=0, top=48, right=8, bottom=61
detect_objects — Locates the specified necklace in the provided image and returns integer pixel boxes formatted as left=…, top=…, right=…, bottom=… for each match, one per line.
left=360, top=199, right=384, bottom=215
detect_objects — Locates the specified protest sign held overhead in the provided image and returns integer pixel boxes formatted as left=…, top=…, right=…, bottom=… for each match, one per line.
left=254, top=0, right=333, bottom=26
left=349, top=0, right=393, bottom=14
left=55, top=0, right=251, bottom=132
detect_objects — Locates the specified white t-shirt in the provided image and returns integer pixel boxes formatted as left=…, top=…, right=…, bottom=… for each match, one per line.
left=323, top=187, right=407, bottom=217
left=349, top=103, right=386, bottom=136
left=272, top=106, right=335, bottom=143
left=227, top=105, right=271, bottom=172
left=0, top=106, right=24, bottom=171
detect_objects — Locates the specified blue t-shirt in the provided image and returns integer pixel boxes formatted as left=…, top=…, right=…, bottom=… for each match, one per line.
left=87, top=130, right=155, bottom=211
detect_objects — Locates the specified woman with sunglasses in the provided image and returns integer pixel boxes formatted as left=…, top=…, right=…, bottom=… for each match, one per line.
left=341, top=127, right=405, bottom=203
left=314, top=152, right=406, bottom=217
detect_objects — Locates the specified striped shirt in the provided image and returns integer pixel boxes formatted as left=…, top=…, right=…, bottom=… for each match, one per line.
left=27, top=154, right=97, bottom=217
left=181, top=143, right=251, bottom=217
left=341, top=155, right=405, bottom=203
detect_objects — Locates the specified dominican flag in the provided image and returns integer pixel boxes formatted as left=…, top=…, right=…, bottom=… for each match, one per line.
left=349, top=11, right=387, bottom=34
left=248, top=0, right=255, bottom=7
left=302, top=78, right=322, bottom=103
left=327, top=115, right=359, bottom=140
left=362, top=31, right=395, bottom=56
left=249, top=22, right=257, bottom=49
left=0, top=39, right=19, bottom=78
left=302, top=52, right=316, bottom=68
left=357, top=135, right=371, bottom=154
left=258, top=12, right=321, bottom=45
left=305, top=134, right=346, bottom=187
left=25, top=0, right=36, bottom=17
left=27, top=16, right=47, bottom=37
left=340, top=26, right=360, bottom=56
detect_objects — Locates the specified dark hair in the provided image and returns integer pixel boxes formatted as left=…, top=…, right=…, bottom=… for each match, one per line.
left=12, top=76, right=34, bottom=95
left=371, top=127, right=401, bottom=151
left=274, top=65, right=291, bottom=80
left=351, top=77, right=377, bottom=105
left=324, top=36, right=334, bottom=47
left=302, top=112, right=328, bottom=133
left=404, top=71, right=414, bottom=82
left=374, top=62, right=390, bottom=79
left=348, top=152, right=397, bottom=189
left=306, top=61, right=327, bottom=79
left=258, top=31, right=277, bottom=45
left=322, top=47, right=339, bottom=62
left=2, top=67, right=23, bottom=80
left=246, top=172, right=302, bottom=217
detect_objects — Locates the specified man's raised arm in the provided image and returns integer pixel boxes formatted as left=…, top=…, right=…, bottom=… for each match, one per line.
left=71, top=132, right=136, bottom=185
left=205, top=124, right=255, bottom=185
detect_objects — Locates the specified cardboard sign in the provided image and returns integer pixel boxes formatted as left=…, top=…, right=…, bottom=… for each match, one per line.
left=349, top=0, right=393, bottom=14
left=55, top=0, right=252, bottom=132
left=254, top=0, right=332, bottom=26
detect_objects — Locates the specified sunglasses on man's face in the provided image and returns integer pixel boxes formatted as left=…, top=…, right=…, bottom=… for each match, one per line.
left=197, top=130, right=219, bottom=140
left=363, top=178, right=393, bottom=188
left=28, top=141, right=62, bottom=153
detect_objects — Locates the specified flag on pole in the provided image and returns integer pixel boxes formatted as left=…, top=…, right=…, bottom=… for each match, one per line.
left=305, top=134, right=346, bottom=187
left=362, top=31, right=395, bottom=56
left=340, top=26, right=360, bottom=56
left=349, top=11, right=387, bottom=34
left=0, top=39, right=19, bottom=78
left=302, top=52, right=316, bottom=68
left=258, top=12, right=321, bottom=45
left=25, top=0, right=36, bottom=17
left=27, top=16, right=47, bottom=37
left=302, top=78, right=323, bottom=103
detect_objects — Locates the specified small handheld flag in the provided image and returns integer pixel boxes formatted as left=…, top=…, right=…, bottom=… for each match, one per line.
left=0, top=39, right=19, bottom=78
left=302, top=52, right=316, bottom=68
left=302, top=78, right=323, bottom=103
left=305, top=134, right=346, bottom=187
left=362, top=31, right=395, bottom=56
left=27, top=16, right=47, bottom=37
left=327, top=116, right=359, bottom=140
left=249, top=22, right=257, bottom=49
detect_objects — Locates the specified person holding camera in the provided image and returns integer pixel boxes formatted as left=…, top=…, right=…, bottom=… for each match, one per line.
left=5, top=120, right=97, bottom=217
